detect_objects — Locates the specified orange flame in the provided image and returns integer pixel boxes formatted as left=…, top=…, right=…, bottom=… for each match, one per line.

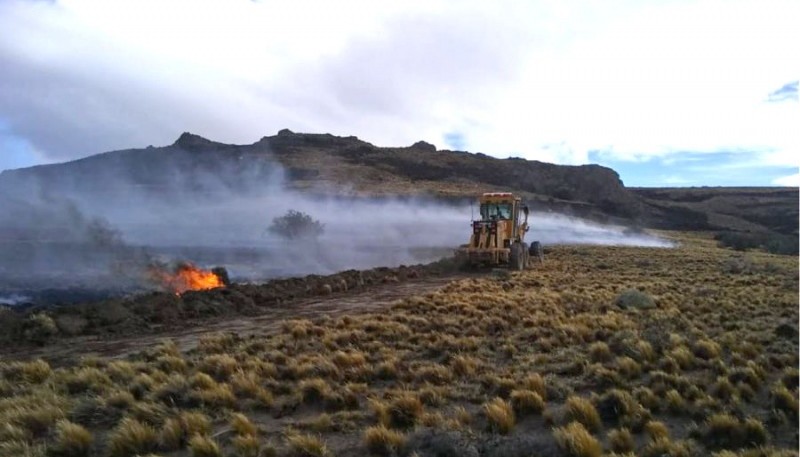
left=149, top=262, right=224, bottom=294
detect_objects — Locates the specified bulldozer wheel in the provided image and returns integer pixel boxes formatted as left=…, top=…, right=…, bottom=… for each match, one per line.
left=530, top=241, right=544, bottom=263
left=510, top=242, right=524, bottom=271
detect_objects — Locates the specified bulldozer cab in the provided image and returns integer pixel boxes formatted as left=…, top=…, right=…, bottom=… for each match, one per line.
left=477, top=193, right=528, bottom=242
left=480, top=203, right=512, bottom=220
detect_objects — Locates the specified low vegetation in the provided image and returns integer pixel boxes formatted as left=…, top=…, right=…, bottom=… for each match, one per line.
left=0, top=232, right=797, bottom=455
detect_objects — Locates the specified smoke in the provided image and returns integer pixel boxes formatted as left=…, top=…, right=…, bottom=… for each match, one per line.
left=0, top=143, right=671, bottom=304
left=532, top=212, right=673, bottom=248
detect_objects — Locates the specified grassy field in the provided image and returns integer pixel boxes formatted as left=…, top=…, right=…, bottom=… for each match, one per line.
left=1, top=232, right=797, bottom=456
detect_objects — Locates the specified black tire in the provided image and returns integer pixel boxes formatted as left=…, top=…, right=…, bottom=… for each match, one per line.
left=529, top=241, right=544, bottom=263
left=510, top=242, right=524, bottom=271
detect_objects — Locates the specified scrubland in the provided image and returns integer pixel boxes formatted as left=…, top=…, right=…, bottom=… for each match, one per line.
left=1, top=232, right=797, bottom=456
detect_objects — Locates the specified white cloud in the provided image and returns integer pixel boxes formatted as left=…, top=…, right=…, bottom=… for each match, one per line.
left=0, top=0, right=798, bottom=174
left=772, top=172, right=800, bottom=186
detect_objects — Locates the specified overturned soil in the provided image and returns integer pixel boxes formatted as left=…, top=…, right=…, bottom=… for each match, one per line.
left=0, top=258, right=476, bottom=364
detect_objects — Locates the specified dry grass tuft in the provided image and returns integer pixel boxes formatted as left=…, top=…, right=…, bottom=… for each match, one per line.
left=771, top=384, right=798, bottom=416
left=483, top=397, right=515, bottom=434
left=645, top=420, right=670, bottom=441
left=363, top=425, right=406, bottom=456
left=19, top=359, right=52, bottom=384
left=50, top=419, right=92, bottom=457
left=193, top=382, right=237, bottom=408
left=553, top=421, right=602, bottom=457
left=107, top=417, right=159, bottom=457
left=510, top=389, right=545, bottom=416
left=300, top=378, right=332, bottom=404
left=521, top=373, right=547, bottom=398
left=564, top=396, right=601, bottom=431
left=198, top=354, right=238, bottom=381
left=451, top=355, right=479, bottom=377
left=589, top=342, right=613, bottom=362
left=181, top=411, right=212, bottom=437
left=693, top=339, right=721, bottom=360
left=158, top=417, right=184, bottom=451
left=696, top=413, right=769, bottom=450
left=665, top=389, right=685, bottom=414
left=286, top=432, right=330, bottom=457
left=640, top=438, right=691, bottom=457
left=607, top=427, right=634, bottom=453
left=188, top=434, right=222, bottom=457
left=232, top=434, right=261, bottom=457
left=230, top=412, right=258, bottom=437
left=386, top=392, right=424, bottom=429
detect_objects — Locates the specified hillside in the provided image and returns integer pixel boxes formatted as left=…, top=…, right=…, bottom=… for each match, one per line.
left=0, top=129, right=796, bottom=236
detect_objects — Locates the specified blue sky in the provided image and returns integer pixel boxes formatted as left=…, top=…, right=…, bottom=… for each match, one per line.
left=0, top=0, right=797, bottom=187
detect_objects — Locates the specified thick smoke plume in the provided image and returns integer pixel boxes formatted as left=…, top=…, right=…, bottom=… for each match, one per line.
left=0, top=145, right=670, bottom=305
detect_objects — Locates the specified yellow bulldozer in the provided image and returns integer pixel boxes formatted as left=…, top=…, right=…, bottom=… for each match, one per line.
left=455, top=192, right=543, bottom=270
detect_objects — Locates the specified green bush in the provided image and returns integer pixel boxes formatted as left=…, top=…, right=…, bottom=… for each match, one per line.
left=23, top=313, right=59, bottom=345
left=614, top=289, right=655, bottom=310
left=715, top=231, right=798, bottom=255
left=268, top=210, right=324, bottom=240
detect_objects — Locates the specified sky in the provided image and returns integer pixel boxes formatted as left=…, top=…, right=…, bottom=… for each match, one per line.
left=0, top=0, right=798, bottom=187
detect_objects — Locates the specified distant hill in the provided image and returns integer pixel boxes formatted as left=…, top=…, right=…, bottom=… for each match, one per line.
left=1, top=129, right=796, bottom=236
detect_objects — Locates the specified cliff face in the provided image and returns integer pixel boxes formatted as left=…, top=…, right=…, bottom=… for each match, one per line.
left=1, top=129, right=642, bottom=219
left=8, top=130, right=796, bottom=236
left=256, top=130, right=642, bottom=218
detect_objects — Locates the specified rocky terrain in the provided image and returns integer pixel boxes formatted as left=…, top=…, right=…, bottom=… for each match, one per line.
left=2, top=129, right=795, bottom=236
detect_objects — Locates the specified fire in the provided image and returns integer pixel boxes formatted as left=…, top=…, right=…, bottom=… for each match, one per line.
left=149, top=262, right=224, bottom=294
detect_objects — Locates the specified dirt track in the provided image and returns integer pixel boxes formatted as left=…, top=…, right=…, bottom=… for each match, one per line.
left=8, top=274, right=463, bottom=365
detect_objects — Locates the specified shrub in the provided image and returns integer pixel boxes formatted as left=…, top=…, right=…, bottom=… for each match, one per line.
left=553, top=421, right=602, bottom=457
left=22, top=312, right=58, bottom=345
left=50, top=420, right=92, bottom=457
left=363, top=425, right=406, bottom=456
left=483, top=397, right=515, bottom=434
left=614, top=289, right=655, bottom=310
left=268, top=210, right=325, bottom=240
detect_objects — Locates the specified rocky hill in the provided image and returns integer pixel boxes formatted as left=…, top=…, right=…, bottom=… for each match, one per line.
left=1, top=129, right=796, bottom=235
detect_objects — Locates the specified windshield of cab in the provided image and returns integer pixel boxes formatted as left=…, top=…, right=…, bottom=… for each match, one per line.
left=480, top=203, right=512, bottom=220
